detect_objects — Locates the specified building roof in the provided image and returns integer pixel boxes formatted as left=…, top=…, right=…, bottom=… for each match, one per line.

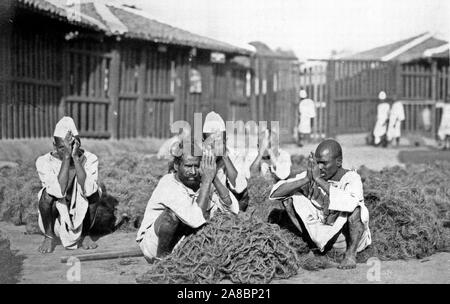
left=249, top=41, right=298, bottom=60
left=344, top=32, right=448, bottom=62
left=17, top=0, right=109, bottom=31
left=16, top=0, right=251, bottom=55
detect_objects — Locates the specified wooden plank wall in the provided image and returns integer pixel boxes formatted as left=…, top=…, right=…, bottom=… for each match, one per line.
left=251, top=55, right=299, bottom=142
left=64, top=39, right=111, bottom=138
left=299, top=64, right=327, bottom=139
left=326, top=60, right=396, bottom=135
left=0, top=25, right=62, bottom=139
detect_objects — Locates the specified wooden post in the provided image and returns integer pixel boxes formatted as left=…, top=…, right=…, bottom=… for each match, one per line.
left=136, top=48, right=146, bottom=137
left=108, top=43, right=120, bottom=139
left=430, top=60, right=438, bottom=138
left=326, top=61, right=336, bottom=137
left=249, top=55, right=258, bottom=122
left=225, top=62, right=232, bottom=121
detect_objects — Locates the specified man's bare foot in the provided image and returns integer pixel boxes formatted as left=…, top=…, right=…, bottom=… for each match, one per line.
left=38, top=237, right=57, bottom=254
left=80, top=236, right=98, bottom=250
left=338, top=255, right=357, bottom=269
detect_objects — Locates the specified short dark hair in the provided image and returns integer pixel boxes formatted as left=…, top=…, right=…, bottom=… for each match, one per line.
left=173, top=139, right=202, bottom=165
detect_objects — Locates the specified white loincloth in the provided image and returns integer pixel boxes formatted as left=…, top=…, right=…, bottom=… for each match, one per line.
left=387, top=101, right=405, bottom=141
left=438, top=104, right=450, bottom=140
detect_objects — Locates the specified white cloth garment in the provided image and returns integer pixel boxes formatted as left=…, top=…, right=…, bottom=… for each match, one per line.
left=438, top=103, right=450, bottom=140
left=54, top=116, right=79, bottom=138
left=373, top=102, right=390, bottom=144
left=137, top=173, right=239, bottom=259
left=387, top=101, right=405, bottom=141
left=36, top=151, right=99, bottom=249
left=269, top=171, right=371, bottom=252
left=298, top=98, right=316, bottom=134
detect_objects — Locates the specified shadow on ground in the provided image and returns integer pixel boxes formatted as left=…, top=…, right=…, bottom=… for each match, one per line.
left=0, top=232, right=25, bottom=284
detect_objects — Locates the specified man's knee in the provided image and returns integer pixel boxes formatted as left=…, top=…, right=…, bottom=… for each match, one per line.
left=38, top=190, right=59, bottom=213
left=154, top=209, right=180, bottom=238
left=348, top=206, right=362, bottom=226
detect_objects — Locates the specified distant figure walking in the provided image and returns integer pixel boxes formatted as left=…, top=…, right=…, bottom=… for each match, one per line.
left=386, top=100, right=405, bottom=146
left=297, top=89, right=316, bottom=147
left=372, top=91, right=390, bottom=147
left=438, top=95, right=450, bottom=150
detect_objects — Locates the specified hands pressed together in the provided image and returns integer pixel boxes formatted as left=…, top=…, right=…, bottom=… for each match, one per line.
left=62, top=131, right=81, bottom=161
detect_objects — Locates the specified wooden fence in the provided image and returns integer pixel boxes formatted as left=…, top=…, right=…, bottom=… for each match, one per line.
left=1, top=24, right=63, bottom=139
left=301, top=59, right=449, bottom=138
left=299, top=64, right=327, bottom=139
left=0, top=12, right=258, bottom=140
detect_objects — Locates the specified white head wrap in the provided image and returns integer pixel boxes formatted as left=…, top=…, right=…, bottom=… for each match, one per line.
left=54, top=116, right=79, bottom=138
left=378, top=91, right=387, bottom=100
left=299, top=90, right=307, bottom=99
left=203, top=111, right=226, bottom=133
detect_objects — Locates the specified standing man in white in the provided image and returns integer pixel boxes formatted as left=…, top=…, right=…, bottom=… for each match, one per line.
left=387, top=100, right=406, bottom=146
left=297, top=90, right=316, bottom=147
left=373, top=91, right=391, bottom=147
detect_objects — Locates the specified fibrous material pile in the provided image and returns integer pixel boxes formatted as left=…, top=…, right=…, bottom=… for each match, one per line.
left=136, top=211, right=329, bottom=284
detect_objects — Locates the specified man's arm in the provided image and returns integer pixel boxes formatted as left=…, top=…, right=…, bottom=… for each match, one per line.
left=270, top=176, right=310, bottom=199
left=72, top=139, right=87, bottom=194
left=57, top=132, right=74, bottom=195
left=221, top=155, right=238, bottom=187
left=212, top=177, right=233, bottom=207
left=249, top=135, right=269, bottom=177
left=196, top=150, right=217, bottom=219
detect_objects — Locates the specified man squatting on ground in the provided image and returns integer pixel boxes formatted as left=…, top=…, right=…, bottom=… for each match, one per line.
left=136, top=140, right=240, bottom=261
left=164, top=111, right=249, bottom=211
left=201, top=111, right=250, bottom=211
left=269, top=139, right=371, bottom=269
left=36, top=117, right=101, bottom=253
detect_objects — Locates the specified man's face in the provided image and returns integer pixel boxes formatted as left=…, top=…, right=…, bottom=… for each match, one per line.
left=53, top=137, right=66, bottom=159
left=314, top=148, right=340, bottom=180
left=176, top=155, right=201, bottom=190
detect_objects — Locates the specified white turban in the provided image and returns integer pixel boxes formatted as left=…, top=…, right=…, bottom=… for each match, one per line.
left=203, top=111, right=226, bottom=133
left=378, top=91, right=387, bottom=100
left=54, top=116, right=79, bottom=138
left=299, top=90, right=307, bottom=99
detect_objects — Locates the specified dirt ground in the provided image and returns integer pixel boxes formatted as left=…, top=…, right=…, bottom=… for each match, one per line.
left=1, top=222, right=448, bottom=284
left=1, top=133, right=449, bottom=284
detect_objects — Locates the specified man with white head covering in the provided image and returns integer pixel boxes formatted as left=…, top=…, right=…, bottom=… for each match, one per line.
left=386, top=99, right=405, bottom=146
left=35, top=116, right=102, bottom=253
left=372, top=91, right=390, bottom=147
left=297, top=90, right=316, bottom=147
left=202, top=111, right=249, bottom=211
left=137, top=140, right=239, bottom=261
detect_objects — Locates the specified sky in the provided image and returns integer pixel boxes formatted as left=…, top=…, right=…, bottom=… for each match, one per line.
left=128, top=0, right=449, bottom=60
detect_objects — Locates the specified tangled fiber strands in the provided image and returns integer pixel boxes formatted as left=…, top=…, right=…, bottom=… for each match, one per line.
left=362, top=189, right=448, bottom=261
left=136, top=212, right=326, bottom=284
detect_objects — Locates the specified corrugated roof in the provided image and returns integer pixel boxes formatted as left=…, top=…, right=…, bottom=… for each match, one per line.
left=345, top=33, right=448, bottom=62
left=15, top=0, right=251, bottom=55
left=105, top=4, right=250, bottom=54
left=17, top=0, right=109, bottom=32
left=249, top=41, right=298, bottom=60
